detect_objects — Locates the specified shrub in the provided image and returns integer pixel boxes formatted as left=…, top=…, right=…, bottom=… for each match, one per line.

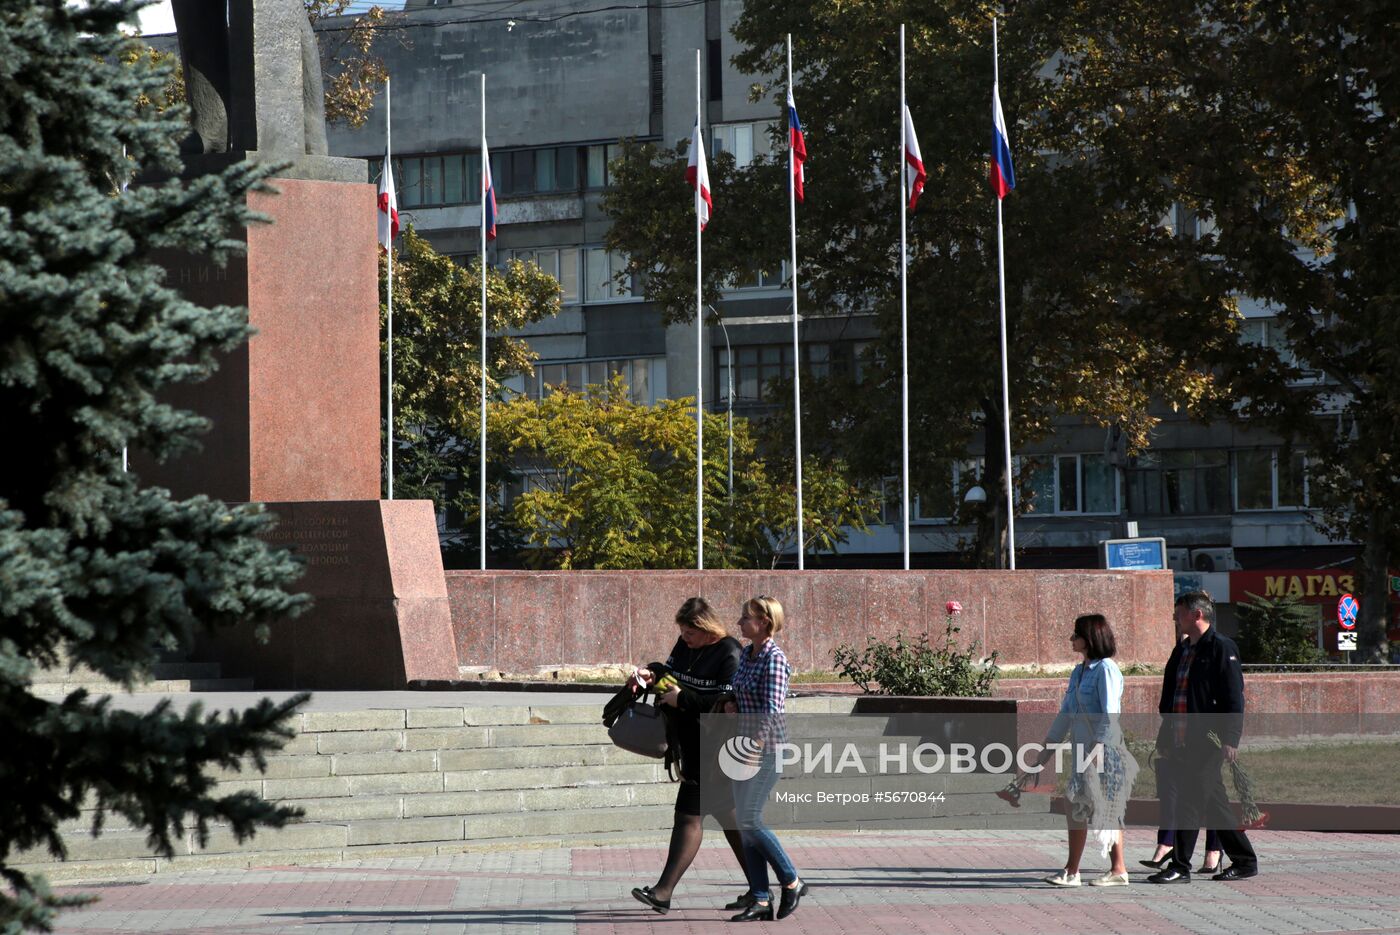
left=832, top=613, right=999, bottom=697
left=1236, top=593, right=1326, bottom=665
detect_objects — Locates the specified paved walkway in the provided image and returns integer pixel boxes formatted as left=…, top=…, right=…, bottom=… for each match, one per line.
left=51, top=828, right=1400, bottom=934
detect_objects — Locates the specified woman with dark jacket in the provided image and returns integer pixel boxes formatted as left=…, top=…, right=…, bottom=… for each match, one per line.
left=631, top=597, right=746, bottom=914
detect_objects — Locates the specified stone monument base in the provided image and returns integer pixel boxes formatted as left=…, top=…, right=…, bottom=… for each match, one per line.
left=192, top=500, right=458, bottom=689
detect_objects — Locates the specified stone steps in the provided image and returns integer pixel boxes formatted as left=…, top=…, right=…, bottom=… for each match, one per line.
left=30, top=659, right=254, bottom=696
left=21, top=695, right=944, bottom=883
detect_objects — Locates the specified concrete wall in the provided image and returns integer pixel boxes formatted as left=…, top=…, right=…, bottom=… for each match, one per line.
left=443, top=568, right=1176, bottom=673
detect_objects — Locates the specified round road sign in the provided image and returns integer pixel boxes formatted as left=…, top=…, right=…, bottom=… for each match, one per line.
left=1338, top=593, right=1359, bottom=630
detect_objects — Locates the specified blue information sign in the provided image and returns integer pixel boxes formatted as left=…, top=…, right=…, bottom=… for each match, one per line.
left=1101, top=537, right=1168, bottom=571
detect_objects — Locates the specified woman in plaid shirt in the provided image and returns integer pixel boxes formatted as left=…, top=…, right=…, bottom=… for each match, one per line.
left=724, top=596, right=807, bottom=921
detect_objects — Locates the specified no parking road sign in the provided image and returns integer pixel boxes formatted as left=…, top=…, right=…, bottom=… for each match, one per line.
left=1338, top=593, right=1359, bottom=630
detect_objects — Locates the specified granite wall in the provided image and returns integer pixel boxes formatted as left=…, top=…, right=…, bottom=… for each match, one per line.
left=443, top=569, right=1176, bottom=674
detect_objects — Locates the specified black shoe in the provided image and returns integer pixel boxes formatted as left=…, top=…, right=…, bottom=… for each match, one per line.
left=777, top=882, right=807, bottom=919
left=1212, top=865, right=1258, bottom=881
left=731, top=901, right=773, bottom=922
left=1139, top=850, right=1174, bottom=870
left=631, top=886, right=670, bottom=914
left=725, top=892, right=757, bottom=911
left=1146, top=868, right=1191, bottom=884
left=1199, top=860, right=1220, bottom=875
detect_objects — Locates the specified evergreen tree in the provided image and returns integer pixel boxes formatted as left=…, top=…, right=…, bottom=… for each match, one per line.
left=1, top=2, right=311, bottom=927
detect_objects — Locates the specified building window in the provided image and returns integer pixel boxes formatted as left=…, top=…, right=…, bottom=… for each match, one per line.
left=650, top=53, right=664, bottom=114
left=1235, top=448, right=1308, bottom=511
left=725, top=259, right=786, bottom=291
left=717, top=343, right=859, bottom=404
left=1240, top=317, right=1320, bottom=382
left=528, top=356, right=667, bottom=406
left=583, top=247, right=636, bottom=301
left=1125, top=450, right=1229, bottom=516
left=501, top=247, right=581, bottom=304
left=707, top=39, right=722, bottom=102
left=1023, top=453, right=1119, bottom=515
left=712, top=120, right=775, bottom=169
left=909, top=458, right=985, bottom=522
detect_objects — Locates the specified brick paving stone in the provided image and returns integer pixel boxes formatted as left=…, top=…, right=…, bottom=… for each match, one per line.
left=49, top=829, right=1400, bottom=935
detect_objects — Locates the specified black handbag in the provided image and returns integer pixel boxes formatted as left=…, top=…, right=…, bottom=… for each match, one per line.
left=606, top=689, right=669, bottom=759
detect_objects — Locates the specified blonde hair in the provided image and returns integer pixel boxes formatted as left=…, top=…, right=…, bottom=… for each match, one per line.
left=675, top=597, right=727, bottom=638
left=743, top=596, right=785, bottom=638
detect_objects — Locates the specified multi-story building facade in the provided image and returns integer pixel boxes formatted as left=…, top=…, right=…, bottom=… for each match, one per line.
left=320, top=0, right=1377, bottom=633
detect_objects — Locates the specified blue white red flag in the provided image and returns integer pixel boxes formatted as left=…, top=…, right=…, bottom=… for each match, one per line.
left=787, top=87, right=806, bottom=202
left=482, top=138, right=498, bottom=240
left=377, top=147, right=399, bottom=252
left=990, top=81, right=1015, bottom=200
left=686, top=119, right=712, bottom=230
left=903, top=105, right=926, bottom=212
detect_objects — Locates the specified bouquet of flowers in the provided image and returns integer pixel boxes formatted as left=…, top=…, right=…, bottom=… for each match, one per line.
left=1207, top=730, right=1269, bottom=830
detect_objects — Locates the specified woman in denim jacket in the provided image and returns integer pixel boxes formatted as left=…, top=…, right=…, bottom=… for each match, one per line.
left=1019, top=613, right=1136, bottom=887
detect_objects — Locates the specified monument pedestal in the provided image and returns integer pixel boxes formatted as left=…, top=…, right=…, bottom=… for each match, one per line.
left=136, top=177, right=380, bottom=502
left=137, top=176, right=458, bottom=688
left=194, top=500, right=457, bottom=689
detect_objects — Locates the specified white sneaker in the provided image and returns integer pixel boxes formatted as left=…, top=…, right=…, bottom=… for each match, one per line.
left=1088, top=872, right=1130, bottom=887
left=1044, top=870, right=1081, bottom=887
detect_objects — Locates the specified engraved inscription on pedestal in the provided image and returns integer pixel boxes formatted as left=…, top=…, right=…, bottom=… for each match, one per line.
left=264, top=515, right=351, bottom=567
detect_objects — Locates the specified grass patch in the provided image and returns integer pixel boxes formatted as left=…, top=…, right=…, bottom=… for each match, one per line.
left=1118, top=740, right=1400, bottom=805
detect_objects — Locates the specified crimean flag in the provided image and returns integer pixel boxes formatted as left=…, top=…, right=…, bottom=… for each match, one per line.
left=686, top=119, right=712, bottom=230
left=990, top=81, right=1015, bottom=199
left=377, top=149, right=399, bottom=252
left=903, top=105, right=927, bottom=212
left=787, top=87, right=807, bottom=201
left=482, top=138, right=498, bottom=241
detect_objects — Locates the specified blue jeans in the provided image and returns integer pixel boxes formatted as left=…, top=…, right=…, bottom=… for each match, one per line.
left=731, top=754, right=798, bottom=901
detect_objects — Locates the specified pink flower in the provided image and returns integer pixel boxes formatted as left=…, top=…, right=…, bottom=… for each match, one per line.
left=945, top=600, right=963, bottom=615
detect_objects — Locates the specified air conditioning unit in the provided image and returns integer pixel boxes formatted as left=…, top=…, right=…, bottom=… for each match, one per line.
left=1191, top=547, right=1239, bottom=573
left=1166, top=548, right=1192, bottom=572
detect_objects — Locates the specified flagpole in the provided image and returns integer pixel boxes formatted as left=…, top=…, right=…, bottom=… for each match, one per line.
left=899, top=25, right=911, bottom=571
left=120, top=144, right=130, bottom=474
left=787, top=34, right=805, bottom=571
left=993, top=18, right=1016, bottom=570
left=386, top=77, right=395, bottom=501
left=480, top=73, right=489, bottom=570
left=695, top=49, right=705, bottom=571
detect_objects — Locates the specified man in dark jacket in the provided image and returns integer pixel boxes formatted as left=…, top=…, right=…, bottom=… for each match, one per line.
left=1148, top=590, right=1259, bottom=883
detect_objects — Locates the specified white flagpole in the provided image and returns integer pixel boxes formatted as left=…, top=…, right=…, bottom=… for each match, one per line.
left=120, top=145, right=130, bottom=474
left=993, top=18, right=1016, bottom=570
left=386, top=77, right=395, bottom=501
left=788, top=34, right=805, bottom=571
left=899, top=25, right=910, bottom=571
left=480, top=73, right=489, bottom=570
left=695, top=50, right=704, bottom=571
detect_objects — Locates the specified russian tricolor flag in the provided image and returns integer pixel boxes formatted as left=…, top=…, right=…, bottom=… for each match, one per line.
left=990, top=81, right=1015, bottom=200
left=482, top=138, right=498, bottom=240
left=787, top=87, right=806, bottom=202
left=687, top=119, right=712, bottom=230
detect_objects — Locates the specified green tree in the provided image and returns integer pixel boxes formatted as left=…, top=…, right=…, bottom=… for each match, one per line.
left=1236, top=594, right=1326, bottom=666
left=488, top=378, right=879, bottom=568
left=383, top=227, right=562, bottom=565
left=306, top=0, right=395, bottom=130
left=606, top=1, right=1258, bottom=568
left=1, top=3, right=310, bottom=927
left=1036, top=0, right=1400, bottom=660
